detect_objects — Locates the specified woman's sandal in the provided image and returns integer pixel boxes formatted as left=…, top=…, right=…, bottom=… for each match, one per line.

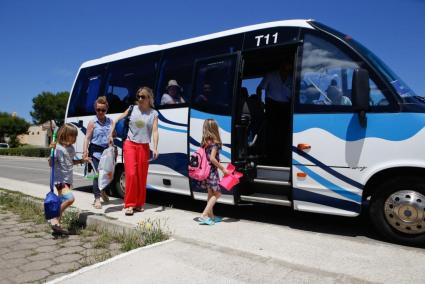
left=100, top=191, right=109, bottom=203
left=125, top=207, right=134, bottom=216
left=93, top=199, right=102, bottom=209
left=134, top=207, right=144, bottom=212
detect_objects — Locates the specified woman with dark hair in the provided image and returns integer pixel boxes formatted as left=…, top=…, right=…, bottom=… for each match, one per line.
left=110, top=87, right=159, bottom=216
left=83, top=96, right=113, bottom=209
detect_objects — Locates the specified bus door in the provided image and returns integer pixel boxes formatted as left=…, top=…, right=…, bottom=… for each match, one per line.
left=189, top=53, right=241, bottom=204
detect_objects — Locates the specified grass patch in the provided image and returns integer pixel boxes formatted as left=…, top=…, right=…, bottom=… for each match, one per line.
left=61, top=208, right=82, bottom=233
left=0, top=190, right=45, bottom=224
left=83, top=220, right=171, bottom=252
left=0, top=188, right=171, bottom=259
left=93, top=230, right=113, bottom=249
left=136, top=219, right=171, bottom=248
left=0, top=189, right=82, bottom=232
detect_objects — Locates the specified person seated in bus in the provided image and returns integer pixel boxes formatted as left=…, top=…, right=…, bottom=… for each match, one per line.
left=256, top=60, right=293, bottom=165
left=195, top=82, right=213, bottom=104
left=107, top=93, right=125, bottom=113
left=326, top=79, right=352, bottom=106
left=160, top=80, right=185, bottom=105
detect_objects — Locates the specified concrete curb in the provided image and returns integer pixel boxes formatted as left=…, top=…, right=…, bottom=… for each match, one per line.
left=78, top=211, right=137, bottom=235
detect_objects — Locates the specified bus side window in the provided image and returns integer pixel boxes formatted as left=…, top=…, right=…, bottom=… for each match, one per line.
left=104, top=54, right=158, bottom=114
left=297, top=33, right=390, bottom=110
left=68, top=65, right=106, bottom=117
left=156, top=35, right=244, bottom=108
left=156, top=48, right=196, bottom=108
left=192, top=56, right=238, bottom=115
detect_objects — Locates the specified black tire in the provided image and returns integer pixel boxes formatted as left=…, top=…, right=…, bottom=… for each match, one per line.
left=112, top=164, right=125, bottom=199
left=369, top=176, right=425, bottom=246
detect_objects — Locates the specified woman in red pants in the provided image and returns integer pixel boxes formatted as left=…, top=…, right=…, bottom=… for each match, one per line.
left=110, top=87, right=159, bottom=216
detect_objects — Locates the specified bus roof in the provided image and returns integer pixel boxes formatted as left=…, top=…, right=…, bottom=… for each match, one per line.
left=81, top=19, right=313, bottom=68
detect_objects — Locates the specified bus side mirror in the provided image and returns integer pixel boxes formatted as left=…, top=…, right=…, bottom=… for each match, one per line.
left=352, top=68, right=370, bottom=127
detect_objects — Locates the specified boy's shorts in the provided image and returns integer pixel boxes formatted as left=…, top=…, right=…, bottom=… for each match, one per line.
left=55, top=183, right=74, bottom=203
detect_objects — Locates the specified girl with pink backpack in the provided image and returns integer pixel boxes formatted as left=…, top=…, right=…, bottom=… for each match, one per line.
left=191, top=119, right=229, bottom=225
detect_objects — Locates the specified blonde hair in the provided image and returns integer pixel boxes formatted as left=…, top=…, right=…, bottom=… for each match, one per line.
left=201, top=119, right=222, bottom=147
left=94, top=96, right=109, bottom=109
left=57, top=123, right=78, bottom=145
left=136, top=87, right=155, bottom=108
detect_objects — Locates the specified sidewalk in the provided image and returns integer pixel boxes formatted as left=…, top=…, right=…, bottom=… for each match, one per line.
left=2, top=176, right=425, bottom=283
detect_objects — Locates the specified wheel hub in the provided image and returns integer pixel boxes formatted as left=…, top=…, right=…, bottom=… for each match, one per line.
left=384, top=190, right=425, bottom=234
left=120, top=172, right=126, bottom=193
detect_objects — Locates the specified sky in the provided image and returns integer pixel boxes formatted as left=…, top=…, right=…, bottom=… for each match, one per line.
left=0, top=0, right=424, bottom=122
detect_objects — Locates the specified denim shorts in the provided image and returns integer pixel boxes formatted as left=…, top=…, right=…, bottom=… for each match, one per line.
left=55, top=183, right=74, bottom=203
left=59, top=192, right=74, bottom=203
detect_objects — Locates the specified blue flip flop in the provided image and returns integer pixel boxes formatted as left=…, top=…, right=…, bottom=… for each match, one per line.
left=199, top=217, right=215, bottom=225
left=213, top=216, right=222, bottom=223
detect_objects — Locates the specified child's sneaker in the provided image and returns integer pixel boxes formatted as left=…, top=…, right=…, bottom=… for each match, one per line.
left=51, top=224, right=69, bottom=235
left=199, top=217, right=214, bottom=225
left=213, top=216, right=222, bottom=223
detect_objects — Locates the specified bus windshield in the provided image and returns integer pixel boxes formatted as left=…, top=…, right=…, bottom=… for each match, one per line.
left=310, top=21, right=420, bottom=101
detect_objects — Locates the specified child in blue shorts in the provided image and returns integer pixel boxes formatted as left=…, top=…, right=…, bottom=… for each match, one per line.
left=49, top=124, right=86, bottom=234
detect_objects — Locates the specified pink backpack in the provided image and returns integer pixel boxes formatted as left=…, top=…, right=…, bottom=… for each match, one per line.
left=188, top=147, right=211, bottom=181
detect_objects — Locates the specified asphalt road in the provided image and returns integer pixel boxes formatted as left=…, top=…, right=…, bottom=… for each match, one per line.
left=0, top=155, right=409, bottom=247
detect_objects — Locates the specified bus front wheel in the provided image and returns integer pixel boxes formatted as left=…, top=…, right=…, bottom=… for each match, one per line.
left=113, top=165, right=126, bottom=199
left=369, top=176, right=425, bottom=246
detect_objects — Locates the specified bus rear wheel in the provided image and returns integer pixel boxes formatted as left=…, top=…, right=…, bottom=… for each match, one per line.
left=369, top=176, right=425, bottom=246
left=113, top=165, right=126, bottom=199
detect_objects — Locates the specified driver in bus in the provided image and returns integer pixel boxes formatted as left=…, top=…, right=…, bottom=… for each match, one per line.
left=161, top=79, right=186, bottom=105
left=256, top=60, right=293, bottom=166
left=195, top=82, right=213, bottom=104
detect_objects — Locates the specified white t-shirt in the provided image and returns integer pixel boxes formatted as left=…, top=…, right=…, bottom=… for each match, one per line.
left=258, top=71, right=292, bottom=103
left=160, top=93, right=185, bottom=105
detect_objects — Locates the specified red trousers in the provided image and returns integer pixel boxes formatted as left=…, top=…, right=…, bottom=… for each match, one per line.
left=123, top=140, right=149, bottom=208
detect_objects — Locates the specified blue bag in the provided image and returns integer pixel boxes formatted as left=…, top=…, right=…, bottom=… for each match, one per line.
left=44, top=129, right=61, bottom=220
left=44, top=191, right=61, bottom=220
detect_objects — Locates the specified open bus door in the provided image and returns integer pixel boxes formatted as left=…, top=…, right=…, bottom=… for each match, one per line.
left=188, top=52, right=242, bottom=205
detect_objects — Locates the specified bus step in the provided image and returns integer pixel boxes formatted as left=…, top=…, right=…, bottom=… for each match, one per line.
left=256, top=165, right=290, bottom=182
left=253, top=179, right=291, bottom=186
left=240, top=193, right=292, bottom=207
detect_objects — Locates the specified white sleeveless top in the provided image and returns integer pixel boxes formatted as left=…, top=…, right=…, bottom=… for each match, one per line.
left=127, top=106, right=158, bottom=144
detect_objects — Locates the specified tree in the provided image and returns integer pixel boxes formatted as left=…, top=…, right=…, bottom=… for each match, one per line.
left=30, top=91, right=69, bottom=126
left=0, top=112, right=30, bottom=147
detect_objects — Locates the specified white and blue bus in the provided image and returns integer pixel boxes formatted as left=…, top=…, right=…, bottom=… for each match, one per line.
left=66, top=19, right=425, bottom=245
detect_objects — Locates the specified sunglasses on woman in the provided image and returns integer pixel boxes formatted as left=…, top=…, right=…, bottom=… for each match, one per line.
left=96, top=108, right=107, bottom=113
left=137, top=95, right=147, bottom=100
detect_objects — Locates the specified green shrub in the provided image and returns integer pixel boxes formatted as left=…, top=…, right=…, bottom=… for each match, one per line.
left=0, top=147, right=50, bottom=157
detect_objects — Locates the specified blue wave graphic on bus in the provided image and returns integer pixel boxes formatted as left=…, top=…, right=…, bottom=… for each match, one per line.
left=190, top=109, right=232, bottom=133
left=157, top=111, right=188, bottom=127
left=189, top=137, right=232, bottom=160
left=150, top=152, right=188, bottom=177
left=294, top=113, right=425, bottom=141
left=158, top=124, right=187, bottom=134
left=292, top=146, right=363, bottom=190
left=293, top=188, right=361, bottom=213
left=293, top=159, right=362, bottom=203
